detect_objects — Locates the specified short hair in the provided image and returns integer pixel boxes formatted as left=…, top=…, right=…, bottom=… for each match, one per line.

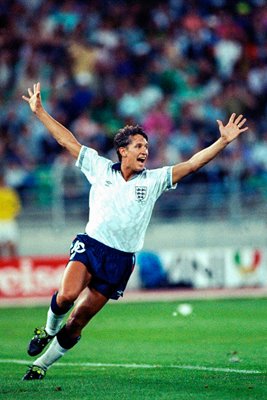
left=113, top=125, right=148, bottom=161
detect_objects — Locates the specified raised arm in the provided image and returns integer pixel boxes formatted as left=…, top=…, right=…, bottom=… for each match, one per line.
left=172, top=113, right=248, bottom=185
left=22, top=82, right=82, bottom=158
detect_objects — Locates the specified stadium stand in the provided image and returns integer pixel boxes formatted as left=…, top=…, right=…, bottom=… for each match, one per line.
left=1, top=0, right=267, bottom=225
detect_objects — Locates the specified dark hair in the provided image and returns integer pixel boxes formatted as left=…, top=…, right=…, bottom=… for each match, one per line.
left=114, top=125, right=148, bottom=161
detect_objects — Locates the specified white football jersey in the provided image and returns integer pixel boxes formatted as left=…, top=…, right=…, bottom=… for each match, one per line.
left=76, top=146, right=176, bottom=252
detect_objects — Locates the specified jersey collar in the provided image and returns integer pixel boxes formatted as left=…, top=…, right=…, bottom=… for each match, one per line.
left=112, top=162, right=122, bottom=171
left=112, top=162, right=146, bottom=177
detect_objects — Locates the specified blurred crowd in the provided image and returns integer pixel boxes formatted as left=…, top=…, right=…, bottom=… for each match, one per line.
left=1, top=0, right=267, bottom=203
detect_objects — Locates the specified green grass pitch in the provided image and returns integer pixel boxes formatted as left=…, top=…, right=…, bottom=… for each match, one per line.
left=0, top=297, right=267, bottom=399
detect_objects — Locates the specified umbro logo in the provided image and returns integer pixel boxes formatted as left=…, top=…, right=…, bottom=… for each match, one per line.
left=105, top=180, right=112, bottom=187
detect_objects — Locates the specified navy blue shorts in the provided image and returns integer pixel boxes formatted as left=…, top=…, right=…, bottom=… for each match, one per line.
left=69, top=234, right=135, bottom=300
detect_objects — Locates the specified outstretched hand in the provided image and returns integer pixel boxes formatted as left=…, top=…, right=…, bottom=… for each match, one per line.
left=22, top=82, right=42, bottom=114
left=217, top=113, right=248, bottom=144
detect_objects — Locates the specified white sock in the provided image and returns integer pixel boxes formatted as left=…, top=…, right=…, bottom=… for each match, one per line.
left=34, top=337, right=68, bottom=371
left=45, top=307, right=67, bottom=336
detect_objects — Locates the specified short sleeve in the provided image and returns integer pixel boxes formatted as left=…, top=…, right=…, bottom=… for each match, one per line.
left=76, top=146, right=112, bottom=181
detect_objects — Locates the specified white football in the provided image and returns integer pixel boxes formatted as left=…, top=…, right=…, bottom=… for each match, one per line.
left=177, top=303, right=193, bottom=316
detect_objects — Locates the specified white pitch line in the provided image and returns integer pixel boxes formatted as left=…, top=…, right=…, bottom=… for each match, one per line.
left=0, top=359, right=263, bottom=375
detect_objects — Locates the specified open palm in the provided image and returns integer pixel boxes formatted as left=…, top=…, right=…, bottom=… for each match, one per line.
left=217, top=113, right=248, bottom=143
left=22, top=82, right=42, bottom=114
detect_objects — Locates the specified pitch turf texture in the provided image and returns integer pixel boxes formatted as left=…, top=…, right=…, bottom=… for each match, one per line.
left=1, top=297, right=267, bottom=400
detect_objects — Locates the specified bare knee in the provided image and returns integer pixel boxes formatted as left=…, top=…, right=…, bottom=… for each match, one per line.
left=65, top=308, right=93, bottom=337
left=64, top=288, right=108, bottom=336
left=57, top=291, right=79, bottom=308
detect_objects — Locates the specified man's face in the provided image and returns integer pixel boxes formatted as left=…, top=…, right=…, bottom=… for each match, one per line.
left=120, top=134, right=149, bottom=173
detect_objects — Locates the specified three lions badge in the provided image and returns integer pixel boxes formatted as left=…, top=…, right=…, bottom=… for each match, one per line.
left=135, top=186, right=148, bottom=202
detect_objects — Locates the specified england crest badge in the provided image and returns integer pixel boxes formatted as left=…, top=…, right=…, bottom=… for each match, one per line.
left=135, top=186, right=148, bottom=202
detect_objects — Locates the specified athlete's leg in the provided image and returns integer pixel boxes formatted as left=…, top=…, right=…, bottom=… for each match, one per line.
left=29, top=287, right=108, bottom=375
left=45, top=260, right=92, bottom=334
left=27, top=261, right=92, bottom=357
left=65, top=286, right=109, bottom=337
left=58, top=260, right=92, bottom=306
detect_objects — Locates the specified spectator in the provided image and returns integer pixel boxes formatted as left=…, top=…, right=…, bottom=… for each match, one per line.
left=0, top=170, right=21, bottom=258
left=1, top=0, right=267, bottom=212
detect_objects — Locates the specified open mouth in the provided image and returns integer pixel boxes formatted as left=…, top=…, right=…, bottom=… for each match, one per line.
left=137, top=157, right=146, bottom=164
